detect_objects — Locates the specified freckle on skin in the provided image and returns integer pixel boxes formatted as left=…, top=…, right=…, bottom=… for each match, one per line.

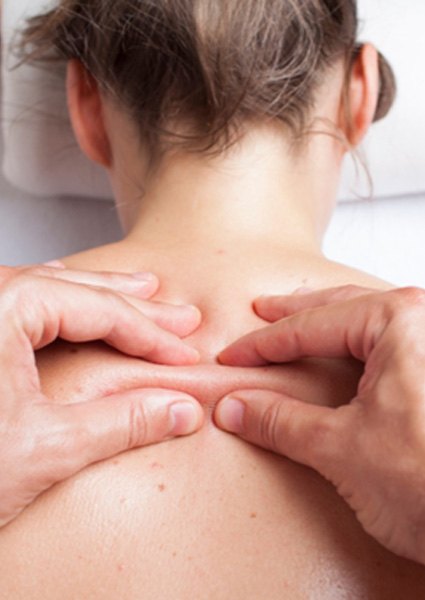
left=117, top=564, right=125, bottom=573
left=250, top=512, right=257, bottom=519
left=150, top=462, right=164, bottom=470
left=158, top=484, right=166, bottom=492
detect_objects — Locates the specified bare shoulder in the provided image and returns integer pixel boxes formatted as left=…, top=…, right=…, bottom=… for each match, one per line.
left=315, top=257, right=394, bottom=291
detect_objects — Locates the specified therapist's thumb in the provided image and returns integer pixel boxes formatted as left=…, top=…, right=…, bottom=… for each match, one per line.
left=215, top=391, right=337, bottom=470
left=44, top=389, right=203, bottom=484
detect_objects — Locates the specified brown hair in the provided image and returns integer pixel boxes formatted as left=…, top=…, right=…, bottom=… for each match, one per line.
left=18, top=0, right=396, bottom=156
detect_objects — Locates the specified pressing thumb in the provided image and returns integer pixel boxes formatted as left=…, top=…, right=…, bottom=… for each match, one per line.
left=215, top=390, right=334, bottom=469
left=47, top=389, right=204, bottom=485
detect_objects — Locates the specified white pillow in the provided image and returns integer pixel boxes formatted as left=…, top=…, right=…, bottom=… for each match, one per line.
left=2, top=0, right=425, bottom=201
left=1, top=0, right=112, bottom=199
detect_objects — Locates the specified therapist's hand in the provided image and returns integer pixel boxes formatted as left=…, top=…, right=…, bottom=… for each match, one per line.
left=0, top=264, right=203, bottom=528
left=216, top=286, right=425, bottom=564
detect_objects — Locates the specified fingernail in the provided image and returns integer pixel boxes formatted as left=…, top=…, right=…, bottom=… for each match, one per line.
left=216, top=398, right=245, bottom=433
left=132, top=272, right=158, bottom=282
left=293, top=287, right=314, bottom=295
left=44, top=260, right=66, bottom=269
left=187, top=304, right=201, bottom=315
left=169, top=402, right=200, bottom=436
left=185, top=305, right=202, bottom=325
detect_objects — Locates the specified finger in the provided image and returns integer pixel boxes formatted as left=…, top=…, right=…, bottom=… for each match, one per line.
left=0, top=262, right=65, bottom=278
left=215, top=390, right=338, bottom=470
left=254, top=285, right=380, bottom=322
left=30, top=389, right=204, bottom=488
left=219, top=293, right=388, bottom=366
left=0, top=263, right=65, bottom=288
left=1, top=276, right=200, bottom=366
left=116, top=298, right=202, bottom=338
left=30, top=266, right=160, bottom=300
left=28, top=268, right=201, bottom=337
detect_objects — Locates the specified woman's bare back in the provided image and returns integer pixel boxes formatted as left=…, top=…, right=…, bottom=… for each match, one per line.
left=0, top=245, right=424, bottom=599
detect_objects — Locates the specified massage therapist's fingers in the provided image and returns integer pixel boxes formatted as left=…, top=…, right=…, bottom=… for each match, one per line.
left=40, top=390, right=203, bottom=481
left=218, top=288, right=407, bottom=367
left=23, top=264, right=161, bottom=299
left=254, top=284, right=381, bottom=322
left=0, top=266, right=201, bottom=528
left=0, top=275, right=199, bottom=371
left=1, top=389, right=203, bottom=527
left=6, top=265, right=202, bottom=338
left=218, top=287, right=425, bottom=563
left=118, top=297, right=202, bottom=338
left=59, top=389, right=203, bottom=467
left=215, top=390, right=339, bottom=471
left=42, top=265, right=202, bottom=337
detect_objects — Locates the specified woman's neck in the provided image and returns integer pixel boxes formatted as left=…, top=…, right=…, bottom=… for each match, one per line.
left=109, top=122, right=342, bottom=262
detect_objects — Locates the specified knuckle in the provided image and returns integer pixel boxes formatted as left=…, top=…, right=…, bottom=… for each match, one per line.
left=27, top=419, right=63, bottom=462
left=397, top=320, right=424, bottom=354
left=17, top=430, right=53, bottom=486
left=127, top=400, right=149, bottom=448
left=260, top=401, right=285, bottom=451
left=26, top=411, right=80, bottom=483
left=5, top=271, right=37, bottom=293
left=0, top=274, right=37, bottom=313
left=0, top=275, right=55, bottom=347
left=0, top=265, right=17, bottom=287
left=258, top=398, right=339, bottom=469
left=391, top=287, right=425, bottom=311
left=308, top=414, right=337, bottom=466
left=385, top=287, right=425, bottom=341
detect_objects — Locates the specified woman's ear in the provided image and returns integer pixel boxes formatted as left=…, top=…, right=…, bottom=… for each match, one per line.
left=66, top=59, right=112, bottom=167
left=340, top=43, right=380, bottom=147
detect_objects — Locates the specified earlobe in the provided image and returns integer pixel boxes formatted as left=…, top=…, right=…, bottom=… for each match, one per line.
left=66, top=59, right=112, bottom=167
left=340, top=44, right=380, bottom=147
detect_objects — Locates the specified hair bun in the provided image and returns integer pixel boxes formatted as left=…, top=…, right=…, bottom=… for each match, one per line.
left=374, top=51, right=397, bottom=122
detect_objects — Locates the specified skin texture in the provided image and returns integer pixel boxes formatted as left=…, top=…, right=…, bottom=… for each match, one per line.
left=0, top=46, right=424, bottom=597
